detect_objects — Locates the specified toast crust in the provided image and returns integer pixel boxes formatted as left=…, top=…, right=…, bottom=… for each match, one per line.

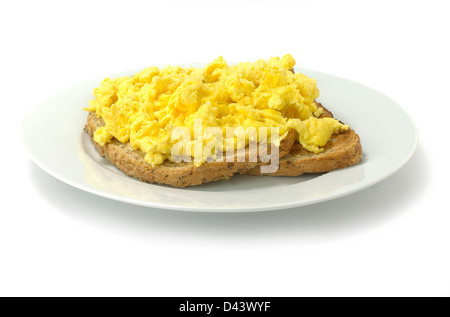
left=85, top=112, right=296, bottom=187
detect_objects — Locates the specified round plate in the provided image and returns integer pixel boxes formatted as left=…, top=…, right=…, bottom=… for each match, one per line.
left=21, top=65, right=417, bottom=212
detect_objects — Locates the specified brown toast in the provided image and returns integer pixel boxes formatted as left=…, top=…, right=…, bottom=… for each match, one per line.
left=241, top=102, right=362, bottom=176
left=84, top=112, right=297, bottom=187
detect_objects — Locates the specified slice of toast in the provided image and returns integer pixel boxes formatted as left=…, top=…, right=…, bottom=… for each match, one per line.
left=84, top=112, right=296, bottom=187
left=241, top=102, right=362, bottom=176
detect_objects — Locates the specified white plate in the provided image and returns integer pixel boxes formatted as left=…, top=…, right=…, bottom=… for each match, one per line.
left=21, top=65, right=417, bottom=212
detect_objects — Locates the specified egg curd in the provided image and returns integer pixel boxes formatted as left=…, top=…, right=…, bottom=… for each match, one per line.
left=84, top=54, right=349, bottom=166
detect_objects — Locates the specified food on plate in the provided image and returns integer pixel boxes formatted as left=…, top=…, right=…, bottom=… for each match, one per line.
left=241, top=103, right=362, bottom=176
left=83, top=55, right=361, bottom=187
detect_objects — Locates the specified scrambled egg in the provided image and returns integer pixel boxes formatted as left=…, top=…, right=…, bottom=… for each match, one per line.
left=84, top=54, right=349, bottom=166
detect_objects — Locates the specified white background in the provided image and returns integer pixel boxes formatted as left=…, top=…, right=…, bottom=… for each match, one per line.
left=2, top=0, right=449, bottom=296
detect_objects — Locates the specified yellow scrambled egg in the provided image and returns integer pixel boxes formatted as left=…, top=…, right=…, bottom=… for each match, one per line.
left=84, top=54, right=349, bottom=166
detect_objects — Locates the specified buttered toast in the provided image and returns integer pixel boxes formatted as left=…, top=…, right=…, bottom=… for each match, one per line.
left=85, top=112, right=297, bottom=187
left=241, top=102, right=362, bottom=176
left=85, top=102, right=361, bottom=186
